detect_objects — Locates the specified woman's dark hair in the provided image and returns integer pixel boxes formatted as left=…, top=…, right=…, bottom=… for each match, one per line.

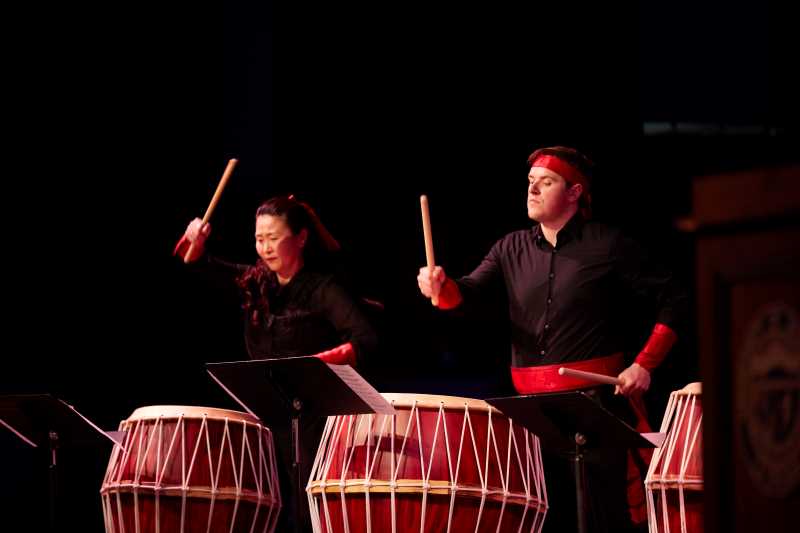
left=237, top=195, right=338, bottom=325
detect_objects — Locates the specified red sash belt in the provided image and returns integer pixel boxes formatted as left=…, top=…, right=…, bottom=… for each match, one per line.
left=510, top=353, right=624, bottom=394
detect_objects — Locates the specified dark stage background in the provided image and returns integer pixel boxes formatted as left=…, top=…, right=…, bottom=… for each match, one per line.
left=1, top=1, right=797, bottom=531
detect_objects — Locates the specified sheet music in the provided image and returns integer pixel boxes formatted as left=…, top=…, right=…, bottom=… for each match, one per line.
left=0, top=417, right=37, bottom=448
left=641, top=432, right=667, bottom=447
left=106, top=431, right=128, bottom=445
left=59, top=400, right=127, bottom=449
left=206, top=370, right=259, bottom=419
left=327, top=364, right=396, bottom=415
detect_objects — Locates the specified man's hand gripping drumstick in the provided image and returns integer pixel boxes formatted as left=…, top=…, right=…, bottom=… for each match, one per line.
left=558, top=367, right=624, bottom=386
left=417, top=195, right=464, bottom=310
left=558, top=366, right=651, bottom=398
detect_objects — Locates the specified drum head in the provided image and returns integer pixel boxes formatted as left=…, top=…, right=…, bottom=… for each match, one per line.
left=380, top=393, right=496, bottom=413
left=126, top=405, right=261, bottom=425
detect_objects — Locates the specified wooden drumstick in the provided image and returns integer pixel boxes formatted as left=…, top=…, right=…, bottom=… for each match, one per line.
left=558, top=367, right=623, bottom=386
left=184, top=158, right=239, bottom=263
left=420, top=195, right=438, bottom=306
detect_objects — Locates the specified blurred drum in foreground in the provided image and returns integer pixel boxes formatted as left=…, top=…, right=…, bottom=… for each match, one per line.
left=645, top=383, right=703, bottom=533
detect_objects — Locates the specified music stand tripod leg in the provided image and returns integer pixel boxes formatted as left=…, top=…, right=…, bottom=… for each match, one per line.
left=49, top=430, right=59, bottom=532
left=574, top=432, right=589, bottom=533
left=291, top=398, right=303, bottom=533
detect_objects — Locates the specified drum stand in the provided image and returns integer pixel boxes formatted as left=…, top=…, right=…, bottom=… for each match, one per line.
left=0, top=394, right=123, bottom=532
left=207, top=356, right=395, bottom=533
left=487, top=390, right=664, bottom=533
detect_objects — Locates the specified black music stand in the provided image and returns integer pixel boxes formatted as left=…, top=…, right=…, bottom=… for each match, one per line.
left=0, top=394, right=123, bottom=532
left=486, top=391, right=664, bottom=533
left=206, top=356, right=395, bottom=533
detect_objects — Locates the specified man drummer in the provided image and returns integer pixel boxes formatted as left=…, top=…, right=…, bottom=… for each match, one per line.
left=417, top=146, right=689, bottom=532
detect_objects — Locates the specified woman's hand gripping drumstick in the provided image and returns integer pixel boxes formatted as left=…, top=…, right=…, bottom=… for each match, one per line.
left=419, top=195, right=439, bottom=306
left=174, top=158, right=238, bottom=263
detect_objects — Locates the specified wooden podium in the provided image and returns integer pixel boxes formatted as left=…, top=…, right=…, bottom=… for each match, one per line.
left=683, top=164, right=800, bottom=532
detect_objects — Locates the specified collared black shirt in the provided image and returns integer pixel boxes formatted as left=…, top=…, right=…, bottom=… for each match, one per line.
left=456, top=215, right=688, bottom=368
left=244, top=269, right=378, bottom=362
left=199, top=257, right=378, bottom=363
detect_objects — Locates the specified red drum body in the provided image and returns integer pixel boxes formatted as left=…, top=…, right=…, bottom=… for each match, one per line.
left=101, top=405, right=281, bottom=533
left=646, top=383, right=703, bottom=533
left=307, top=393, right=548, bottom=533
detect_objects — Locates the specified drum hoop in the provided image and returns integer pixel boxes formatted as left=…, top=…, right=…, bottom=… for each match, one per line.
left=99, top=484, right=279, bottom=504
left=671, top=382, right=702, bottom=396
left=669, top=392, right=702, bottom=399
left=306, top=479, right=546, bottom=508
left=645, top=479, right=704, bottom=490
left=126, top=405, right=261, bottom=425
left=380, top=393, right=497, bottom=413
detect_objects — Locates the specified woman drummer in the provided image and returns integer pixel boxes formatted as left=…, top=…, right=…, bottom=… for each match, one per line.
left=176, top=195, right=378, bottom=531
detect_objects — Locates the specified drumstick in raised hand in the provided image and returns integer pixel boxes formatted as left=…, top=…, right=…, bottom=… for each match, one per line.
left=558, top=367, right=623, bottom=386
left=184, top=158, right=238, bottom=263
left=420, top=194, right=438, bottom=306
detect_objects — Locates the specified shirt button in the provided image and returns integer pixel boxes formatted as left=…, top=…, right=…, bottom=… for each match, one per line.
left=544, top=324, right=550, bottom=330
left=549, top=273, right=555, bottom=279
left=540, top=350, right=546, bottom=355
left=547, top=298, right=552, bottom=305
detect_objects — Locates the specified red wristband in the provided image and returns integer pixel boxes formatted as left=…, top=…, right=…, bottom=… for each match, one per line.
left=436, top=278, right=463, bottom=309
left=313, top=342, right=356, bottom=366
left=634, top=323, right=677, bottom=371
left=173, top=235, right=190, bottom=257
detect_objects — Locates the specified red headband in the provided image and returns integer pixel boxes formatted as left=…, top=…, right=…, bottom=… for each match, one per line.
left=531, top=155, right=588, bottom=187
